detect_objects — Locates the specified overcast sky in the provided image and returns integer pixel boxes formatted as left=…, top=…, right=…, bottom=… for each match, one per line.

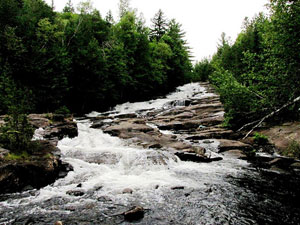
left=46, top=0, right=269, bottom=61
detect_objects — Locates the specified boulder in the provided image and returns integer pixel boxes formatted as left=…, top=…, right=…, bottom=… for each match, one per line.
left=218, top=139, right=253, bottom=153
left=175, top=152, right=222, bottom=163
left=222, top=150, right=248, bottom=159
left=0, top=141, right=72, bottom=194
left=28, top=114, right=51, bottom=128
left=103, top=122, right=153, bottom=136
left=122, top=188, right=133, bottom=194
left=124, top=206, right=145, bottom=222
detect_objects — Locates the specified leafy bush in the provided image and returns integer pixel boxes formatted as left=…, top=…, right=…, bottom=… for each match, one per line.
left=209, top=67, right=259, bottom=128
left=253, top=132, right=269, bottom=145
left=54, top=106, right=71, bottom=116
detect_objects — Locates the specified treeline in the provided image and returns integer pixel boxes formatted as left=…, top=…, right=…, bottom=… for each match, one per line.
left=0, top=0, right=192, bottom=115
left=193, top=0, right=300, bottom=129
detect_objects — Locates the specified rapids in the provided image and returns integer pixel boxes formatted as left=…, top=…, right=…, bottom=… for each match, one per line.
left=1, top=83, right=300, bottom=225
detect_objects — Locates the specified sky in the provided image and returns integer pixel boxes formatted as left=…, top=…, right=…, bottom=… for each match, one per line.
left=45, top=0, right=269, bottom=61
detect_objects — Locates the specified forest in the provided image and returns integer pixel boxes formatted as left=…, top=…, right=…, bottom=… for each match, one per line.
left=0, top=0, right=192, bottom=116
left=0, top=0, right=299, bottom=133
left=194, top=0, right=300, bottom=129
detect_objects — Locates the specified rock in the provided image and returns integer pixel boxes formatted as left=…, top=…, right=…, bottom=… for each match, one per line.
left=54, top=221, right=63, bottom=225
left=28, top=114, right=51, bottom=128
left=0, top=157, right=70, bottom=194
left=171, top=186, right=185, bottom=190
left=191, top=146, right=206, bottom=155
left=97, top=196, right=112, bottom=202
left=157, top=122, right=184, bottom=131
left=90, top=121, right=106, bottom=129
left=290, top=162, right=300, bottom=169
left=175, top=152, right=213, bottom=163
left=269, top=166, right=289, bottom=174
left=167, top=142, right=191, bottom=150
left=66, top=190, right=85, bottom=196
left=122, top=188, right=133, bottom=194
left=267, top=157, right=295, bottom=169
left=44, top=121, right=78, bottom=140
left=114, top=113, right=137, bottom=119
left=218, top=139, right=253, bottom=153
left=103, top=122, right=154, bottom=136
left=0, top=141, right=72, bottom=194
left=203, top=140, right=214, bottom=144
left=0, top=147, right=9, bottom=159
left=22, top=185, right=34, bottom=192
left=223, top=150, right=248, bottom=159
left=173, top=111, right=195, bottom=119
left=149, top=143, right=162, bottom=149
left=259, top=122, right=300, bottom=155
left=124, top=206, right=145, bottom=222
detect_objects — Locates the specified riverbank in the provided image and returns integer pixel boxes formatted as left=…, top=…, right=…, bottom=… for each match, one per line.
left=0, top=114, right=77, bottom=194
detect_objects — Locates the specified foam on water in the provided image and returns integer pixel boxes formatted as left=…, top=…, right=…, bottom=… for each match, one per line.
left=87, top=82, right=215, bottom=117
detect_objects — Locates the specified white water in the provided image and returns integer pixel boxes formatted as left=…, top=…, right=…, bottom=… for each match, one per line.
left=1, top=82, right=248, bottom=219
left=87, top=82, right=215, bottom=117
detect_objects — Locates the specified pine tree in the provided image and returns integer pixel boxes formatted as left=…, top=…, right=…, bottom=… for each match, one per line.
left=150, top=9, right=168, bottom=41
left=63, top=0, right=74, bottom=13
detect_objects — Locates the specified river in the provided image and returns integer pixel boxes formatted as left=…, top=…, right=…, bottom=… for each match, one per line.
left=1, top=83, right=300, bottom=225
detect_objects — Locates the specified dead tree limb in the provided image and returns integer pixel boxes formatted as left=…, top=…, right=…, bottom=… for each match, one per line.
left=241, top=96, right=300, bottom=139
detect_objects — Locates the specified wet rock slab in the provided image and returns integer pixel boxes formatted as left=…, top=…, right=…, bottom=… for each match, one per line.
left=0, top=141, right=72, bottom=194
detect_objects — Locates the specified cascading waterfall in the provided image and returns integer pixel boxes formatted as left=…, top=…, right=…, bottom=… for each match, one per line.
left=1, top=83, right=300, bottom=225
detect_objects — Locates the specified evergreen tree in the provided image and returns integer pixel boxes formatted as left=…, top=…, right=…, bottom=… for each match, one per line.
left=150, top=9, right=168, bottom=41
left=63, top=0, right=74, bottom=13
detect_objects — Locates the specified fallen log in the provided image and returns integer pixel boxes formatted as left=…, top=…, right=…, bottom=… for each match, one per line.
left=239, top=96, right=300, bottom=139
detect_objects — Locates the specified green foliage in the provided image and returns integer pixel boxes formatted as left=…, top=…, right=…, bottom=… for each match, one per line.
left=0, top=1, right=192, bottom=115
left=0, top=113, right=34, bottom=153
left=253, top=132, right=269, bottom=145
left=4, top=151, right=30, bottom=161
left=192, top=58, right=214, bottom=82
left=54, top=106, right=71, bottom=116
left=208, top=0, right=300, bottom=128
left=283, top=140, right=300, bottom=159
left=150, top=9, right=168, bottom=41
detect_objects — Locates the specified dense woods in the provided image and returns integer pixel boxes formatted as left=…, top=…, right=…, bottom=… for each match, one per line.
left=0, top=0, right=192, bottom=115
left=193, top=0, right=300, bottom=129
left=1, top=0, right=299, bottom=150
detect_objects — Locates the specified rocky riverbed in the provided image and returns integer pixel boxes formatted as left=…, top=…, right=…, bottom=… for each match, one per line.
left=1, top=82, right=300, bottom=225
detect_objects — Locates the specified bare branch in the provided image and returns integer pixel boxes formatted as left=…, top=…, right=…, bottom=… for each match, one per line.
left=241, top=96, right=300, bottom=139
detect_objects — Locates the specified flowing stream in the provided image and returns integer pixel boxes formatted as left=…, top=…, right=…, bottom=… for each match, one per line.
left=1, top=83, right=300, bottom=225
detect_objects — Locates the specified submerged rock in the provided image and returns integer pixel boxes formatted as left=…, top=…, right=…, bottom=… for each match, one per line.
left=122, top=188, right=133, bottom=194
left=222, top=149, right=248, bottom=159
left=124, top=206, right=145, bottom=222
left=66, top=190, right=85, bottom=197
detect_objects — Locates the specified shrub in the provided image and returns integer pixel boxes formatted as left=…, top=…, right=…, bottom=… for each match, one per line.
left=284, top=140, right=300, bottom=159
left=253, top=132, right=269, bottom=145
